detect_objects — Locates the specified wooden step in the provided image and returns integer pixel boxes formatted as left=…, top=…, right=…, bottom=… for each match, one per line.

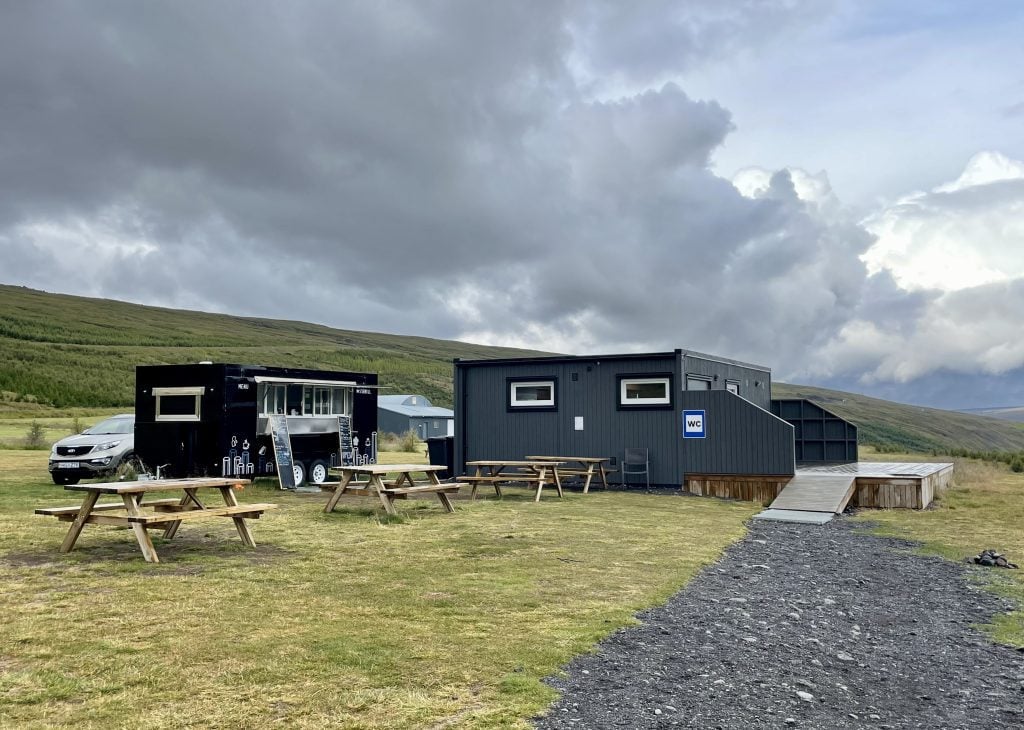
left=35, top=498, right=181, bottom=516
left=769, top=475, right=856, bottom=514
left=125, top=503, right=277, bottom=525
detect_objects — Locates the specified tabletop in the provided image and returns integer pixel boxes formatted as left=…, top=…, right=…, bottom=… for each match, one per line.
left=332, top=463, right=446, bottom=474
left=64, top=477, right=251, bottom=494
left=466, top=460, right=564, bottom=467
left=525, top=456, right=609, bottom=463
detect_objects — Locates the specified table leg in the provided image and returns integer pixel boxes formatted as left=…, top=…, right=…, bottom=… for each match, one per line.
left=59, top=490, right=101, bottom=553
left=436, top=491, right=456, bottom=513
left=164, top=488, right=203, bottom=540
left=534, top=467, right=546, bottom=502
left=598, top=463, right=610, bottom=489
left=491, top=467, right=503, bottom=498
left=121, top=493, right=160, bottom=563
left=325, top=471, right=354, bottom=512
left=374, top=475, right=398, bottom=515
left=220, top=486, right=256, bottom=548
left=553, top=467, right=563, bottom=497
left=582, top=464, right=595, bottom=494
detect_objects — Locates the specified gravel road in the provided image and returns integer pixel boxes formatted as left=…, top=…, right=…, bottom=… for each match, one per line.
left=535, top=518, right=1024, bottom=729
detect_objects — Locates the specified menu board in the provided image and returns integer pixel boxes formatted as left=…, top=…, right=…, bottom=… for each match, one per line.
left=268, top=414, right=296, bottom=489
left=338, top=415, right=353, bottom=466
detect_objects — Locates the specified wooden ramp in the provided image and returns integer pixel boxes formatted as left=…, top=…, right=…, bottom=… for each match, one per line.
left=768, top=474, right=856, bottom=514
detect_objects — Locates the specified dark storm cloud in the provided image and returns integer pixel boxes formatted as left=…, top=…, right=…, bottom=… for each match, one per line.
left=1, top=1, right=1020, bottom=408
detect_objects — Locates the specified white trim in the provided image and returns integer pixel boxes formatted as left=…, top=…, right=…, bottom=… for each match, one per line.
left=152, top=386, right=204, bottom=396
left=685, top=375, right=713, bottom=391
left=253, top=376, right=361, bottom=387
left=510, top=380, right=555, bottom=407
left=725, top=380, right=740, bottom=395
left=154, top=387, right=203, bottom=422
left=620, top=377, right=671, bottom=405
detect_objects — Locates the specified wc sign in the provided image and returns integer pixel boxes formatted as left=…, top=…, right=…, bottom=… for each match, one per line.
left=682, top=410, right=706, bottom=439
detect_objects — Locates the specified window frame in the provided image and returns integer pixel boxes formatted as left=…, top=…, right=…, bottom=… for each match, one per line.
left=725, top=380, right=740, bottom=395
left=685, top=375, right=713, bottom=391
left=617, top=373, right=674, bottom=410
left=153, top=386, right=204, bottom=422
left=506, top=376, right=558, bottom=412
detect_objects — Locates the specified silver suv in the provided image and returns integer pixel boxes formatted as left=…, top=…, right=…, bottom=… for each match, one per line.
left=48, top=414, right=137, bottom=485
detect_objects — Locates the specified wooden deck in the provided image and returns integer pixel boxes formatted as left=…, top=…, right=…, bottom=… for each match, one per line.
left=686, top=462, right=955, bottom=511
left=768, top=474, right=856, bottom=514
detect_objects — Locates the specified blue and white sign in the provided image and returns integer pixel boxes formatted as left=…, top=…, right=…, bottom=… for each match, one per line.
left=682, top=410, right=706, bottom=439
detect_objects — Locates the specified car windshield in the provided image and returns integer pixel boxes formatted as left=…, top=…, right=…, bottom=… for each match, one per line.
left=84, top=418, right=134, bottom=435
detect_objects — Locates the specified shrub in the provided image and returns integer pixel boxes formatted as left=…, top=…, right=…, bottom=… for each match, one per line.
left=70, top=416, right=83, bottom=434
left=23, top=421, right=48, bottom=449
left=397, top=429, right=419, bottom=452
left=1010, top=456, right=1024, bottom=474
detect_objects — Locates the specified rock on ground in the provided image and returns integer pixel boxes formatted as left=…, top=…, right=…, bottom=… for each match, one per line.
left=534, top=519, right=1024, bottom=729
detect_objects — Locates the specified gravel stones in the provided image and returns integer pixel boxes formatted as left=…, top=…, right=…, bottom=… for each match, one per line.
left=535, top=519, right=1023, bottom=729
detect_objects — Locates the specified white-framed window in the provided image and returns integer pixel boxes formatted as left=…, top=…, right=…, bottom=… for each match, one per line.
left=262, top=384, right=287, bottom=415
left=726, top=380, right=740, bottom=395
left=620, top=377, right=671, bottom=405
left=686, top=376, right=712, bottom=391
left=154, top=386, right=203, bottom=422
left=299, top=385, right=352, bottom=416
left=510, top=380, right=555, bottom=407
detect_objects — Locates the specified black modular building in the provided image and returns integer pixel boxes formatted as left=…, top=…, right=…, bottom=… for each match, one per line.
left=135, top=363, right=378, bottom=486
left=454, top=350, right=795, bottom=487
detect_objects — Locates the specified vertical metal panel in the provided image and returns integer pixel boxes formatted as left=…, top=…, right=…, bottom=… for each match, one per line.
left=680, top=390, right=795, bottom=476
left=456, top=356, right=682, bottom=483
left=682, top=353, right=772, bottom=410
left=770, top=398, right=858, bottom=465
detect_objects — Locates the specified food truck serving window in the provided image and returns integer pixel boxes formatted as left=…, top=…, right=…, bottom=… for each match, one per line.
left=153, top=387, right=203, bottom=422
left=257, top=381, right=353, bottom=417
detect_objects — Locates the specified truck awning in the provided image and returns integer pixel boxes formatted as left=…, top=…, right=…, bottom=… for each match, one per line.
left=252, top=376, right=380, bottom=388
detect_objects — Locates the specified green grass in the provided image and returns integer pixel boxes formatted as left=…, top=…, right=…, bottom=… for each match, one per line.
left=0, top=449, right=758, bottom=728
left=0, top=284, right=546, bottom=410
left=855, top=448, right=1024, bottom=648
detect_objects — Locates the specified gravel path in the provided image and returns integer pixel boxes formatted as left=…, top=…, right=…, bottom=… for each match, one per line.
left=535, top=519, right=1024, bottom=729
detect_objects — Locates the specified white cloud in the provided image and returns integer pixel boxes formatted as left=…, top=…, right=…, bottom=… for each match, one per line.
left=862, top=151, right=1024, bottom=292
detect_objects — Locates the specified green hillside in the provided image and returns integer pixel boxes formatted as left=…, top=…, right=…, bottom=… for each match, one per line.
left=4, top=284, right=1023, bottom=454
left=773, top=381, right=1024, bottom=453
left=0, top=284, right=544, bottom=412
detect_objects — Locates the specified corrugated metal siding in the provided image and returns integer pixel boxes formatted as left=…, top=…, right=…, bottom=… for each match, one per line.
left=680, top=390, right=795, bottom=476
left=455, top=356, right=682, bottom=484
left=683, top=354, right=771, bottom=410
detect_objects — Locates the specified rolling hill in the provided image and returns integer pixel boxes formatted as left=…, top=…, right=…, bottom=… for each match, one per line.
left=773, top=382, right=1024, bottom=453
left=3, top=283, right=1023, bottom=454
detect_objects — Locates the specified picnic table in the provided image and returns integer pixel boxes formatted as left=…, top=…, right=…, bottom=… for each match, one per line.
left=525, top=456, right=614, bottom=493
left=324, top=464, right=461, bottom=515
left=458, top=460, right=564, bottom=501
left=35, top=477, right=276, bottom=563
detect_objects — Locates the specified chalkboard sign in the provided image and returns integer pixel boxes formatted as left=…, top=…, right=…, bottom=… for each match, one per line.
left=268, top=415, right=296, bottom=489
left=338, top=415, right=353, bottom=466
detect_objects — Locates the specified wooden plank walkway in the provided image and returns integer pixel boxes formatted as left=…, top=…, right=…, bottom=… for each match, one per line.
left=768, top=474, right=856, bottom=514
left=798, top=462, right=952, bottom=478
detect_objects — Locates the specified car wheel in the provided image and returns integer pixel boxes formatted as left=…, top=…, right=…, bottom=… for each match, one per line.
left=308, top=459, right=330, bottom=485
left=51, top=473, right=80, bottom=486
left=292, top=461, right=306, bottom=488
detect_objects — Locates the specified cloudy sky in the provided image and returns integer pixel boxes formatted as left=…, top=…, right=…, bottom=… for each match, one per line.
left=2, top=1, right=1023, bottom=409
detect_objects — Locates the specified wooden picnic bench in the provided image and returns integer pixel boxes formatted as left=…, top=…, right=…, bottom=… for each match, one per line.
left=35, top=477, right=276, bottom=563
left=525, top=456, right=614, bottom=493
left=458, top=460, right=563, bottom=501
left=325, top=464, right=461, bottom=515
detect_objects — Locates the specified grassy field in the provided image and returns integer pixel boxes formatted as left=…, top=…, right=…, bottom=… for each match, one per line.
left=0, top=449, right=758, bottom=728
left=6, top=284, right=1024, bottom=456
left=856, top=448, right=1024, bottom=647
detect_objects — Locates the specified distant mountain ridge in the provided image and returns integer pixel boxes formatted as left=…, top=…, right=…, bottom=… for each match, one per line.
left=959, top=406, right=1024, bottom=423
left=3, top=283, right=1024, bottom=453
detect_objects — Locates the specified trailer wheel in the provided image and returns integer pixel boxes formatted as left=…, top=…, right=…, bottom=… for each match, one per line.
left=308, top=460, right=330, bottom=485
left=292, top=461, right=306, bottom=487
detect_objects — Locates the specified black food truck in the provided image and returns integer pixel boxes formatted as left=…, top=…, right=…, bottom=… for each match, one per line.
left=135, top=363, right=378, bottom=487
